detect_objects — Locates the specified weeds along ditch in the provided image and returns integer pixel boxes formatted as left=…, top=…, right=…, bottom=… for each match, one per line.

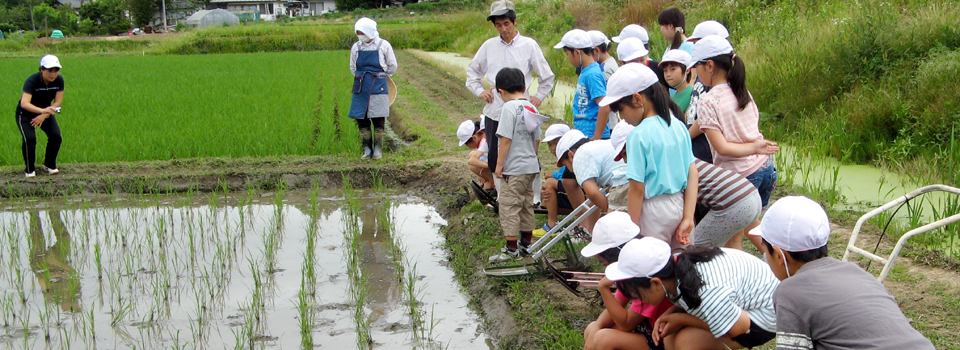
left=0, top=51, right=358, bottom=165
left=0, top=182, right=490, bottom=349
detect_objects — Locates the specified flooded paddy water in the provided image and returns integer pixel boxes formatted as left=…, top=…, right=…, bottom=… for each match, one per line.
left=0, top=187, right=491, bottom=349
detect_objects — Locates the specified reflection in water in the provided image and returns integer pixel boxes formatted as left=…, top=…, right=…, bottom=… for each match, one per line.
left=27, top=211, right=79, bottom=312
left=358, top=203, right=400, bottom=324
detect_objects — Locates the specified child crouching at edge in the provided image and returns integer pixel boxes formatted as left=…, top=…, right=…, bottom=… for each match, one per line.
left=582, top=212, right=672, bottom=350
left=489, top=67, right=542, bottom=263
left=457, top=118, right=496, bottom=196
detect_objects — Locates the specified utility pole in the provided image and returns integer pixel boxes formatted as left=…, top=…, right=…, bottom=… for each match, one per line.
left=161, top=0, right=168, bottom=31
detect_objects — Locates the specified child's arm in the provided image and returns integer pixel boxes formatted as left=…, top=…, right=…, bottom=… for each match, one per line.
left=495, top=137, right=513, bottom=178
left=627, top=180, right=646, bottom=226
left=580, top=179, right=609, bottom=212
left=703, top=129, right=779, bottom=157
left=675, top=162, right=698, bottom=245
left=591, top=99, right=610, bottom=140
left=598, top=277, right=645, bottom=332
left=467, top=150, right=487, bottom=169
left=688, top=120, right=703, bottom=138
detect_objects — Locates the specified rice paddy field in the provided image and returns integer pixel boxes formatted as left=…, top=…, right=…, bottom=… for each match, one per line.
left=0, top=51, right=359, bottom=165
left=0, top=181, right=490, bottom=349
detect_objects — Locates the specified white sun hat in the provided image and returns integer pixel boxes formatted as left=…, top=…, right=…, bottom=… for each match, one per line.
left=581, top=212, right=641, bottom=257
left=690, top=35, right=734, bottom=68
left=612, top=24, right=649, bottom=44
left=598, top=63, right=659, bottom=107
left=604, top=237, right=671, bottom=281
left=40, top=55, right=61, bottom=69
left=555, top=129, right=586, bottom=166
left=587, top=30, right=610, bottom=47
left=615, top=37, right=649, bottom=63
left=749, top=196, right=831, bottom=251
left=354, top=17, right=379, bottom=40
left=659, top=49, right=694, bottom=70
left=688, top=20, right=729, bottom=41
left=610, top=121, right=635, bottom=161
left=542, top=124, right=571, bottom=143
left=554, top=29, right=594, bottom=49
left=457, top=120, right=478, bottom=146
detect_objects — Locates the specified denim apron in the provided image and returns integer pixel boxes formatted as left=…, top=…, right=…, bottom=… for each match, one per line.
left=348, top=39, right=389, bottom=119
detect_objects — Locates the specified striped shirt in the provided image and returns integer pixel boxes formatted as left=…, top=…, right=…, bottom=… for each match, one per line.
left=696, top=84, right=769, bottom=176
left=675, top=248, right=779, bottom=338
left=696, top=160, right=757, bottom=210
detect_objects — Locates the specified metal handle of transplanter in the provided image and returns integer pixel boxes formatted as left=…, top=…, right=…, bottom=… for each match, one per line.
left=526, top=198, right=597, bottom=260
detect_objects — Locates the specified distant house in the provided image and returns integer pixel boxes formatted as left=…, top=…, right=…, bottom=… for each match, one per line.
left=207, top=0, right=336, bottom=18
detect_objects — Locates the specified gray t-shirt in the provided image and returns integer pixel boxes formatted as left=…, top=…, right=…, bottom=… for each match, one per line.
left=496, top=99, right=541, bottom=176
left=601, top=57, right=619, bottom=81
left=773, top=257, right=934, bottom=350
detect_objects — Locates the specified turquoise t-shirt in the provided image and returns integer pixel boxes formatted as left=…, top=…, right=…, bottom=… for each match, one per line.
left=625, top=115, right=695, bottom=198
left=572, top=62, right=610, bottom=139
left=662, top=40, right=695, bottom=60
left=572, top=140, right=627, bottom=189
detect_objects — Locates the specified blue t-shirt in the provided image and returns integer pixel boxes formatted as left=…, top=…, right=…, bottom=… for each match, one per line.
left=625, top=115, right=695, bottom=198
left=572, top=62, right=610, bottom=139
left=662, top=40, right=695, bottom=60
left=572, top=140, right=627, bottom=189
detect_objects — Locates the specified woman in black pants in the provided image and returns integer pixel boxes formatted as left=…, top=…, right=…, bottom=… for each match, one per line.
left=16, top=55, right=64, bottom=178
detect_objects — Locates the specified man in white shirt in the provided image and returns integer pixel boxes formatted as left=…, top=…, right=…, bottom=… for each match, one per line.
left=466, top=0, right=555, bottom=178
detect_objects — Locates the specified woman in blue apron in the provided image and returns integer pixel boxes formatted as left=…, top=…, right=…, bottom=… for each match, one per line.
left=349, top=17, right=397, bottom=159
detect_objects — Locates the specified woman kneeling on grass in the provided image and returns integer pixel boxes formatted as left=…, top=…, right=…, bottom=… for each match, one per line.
left=582, top=212, right=672, bottom=350
left=606, top=238, right=779, bottom=350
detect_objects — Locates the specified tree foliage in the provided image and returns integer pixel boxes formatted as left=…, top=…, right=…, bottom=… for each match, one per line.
left=334, top=0, right=382, bottom=12
left=78, top=0, right=131, bottom=35
left=129, top=0, right=157, bottom=27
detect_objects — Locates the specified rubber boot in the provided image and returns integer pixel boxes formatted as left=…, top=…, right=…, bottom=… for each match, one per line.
left=360, top=129, right=373, bottom=159
left=372, top=131, right=384, bottom=159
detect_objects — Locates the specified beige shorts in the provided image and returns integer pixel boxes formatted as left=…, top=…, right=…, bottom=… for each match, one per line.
left=606, top=184, right=629, bottom=211
left=499, top=173, right=538, bottom=238
left=639, top=191, right=688, bottom=250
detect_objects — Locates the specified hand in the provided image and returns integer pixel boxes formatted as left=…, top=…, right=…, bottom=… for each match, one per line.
left=495, top=164, right=504, bottom=178
left=41, top=107, right=57, bottom=115
left=530, top=96, right=543, bottom=107
left=753, top=139, right=779, bottom=155
left=590, top=135, right=601, bottom=141
left=541, top=187, right=553, bottom=202
left=675, top=218, right=694, bottom=245
left=652, top=313, right=684, bottom=345
left=479, top=90, right=494, bottom=104
left=30, top=114, right=47, bottom=127
left=598, top=276, right=615, bottom=289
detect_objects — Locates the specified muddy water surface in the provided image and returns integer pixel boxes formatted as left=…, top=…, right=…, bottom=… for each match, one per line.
left=0, top=190, right=491, bottom=349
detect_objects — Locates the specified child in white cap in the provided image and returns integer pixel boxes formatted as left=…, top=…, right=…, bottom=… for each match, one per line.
left=616, top=36, right=668, bottom=89
left=582, top=214, right=673, bottom=350
left=588, top=30, right=619, bottom=80
left=457, top=119, right=495, bottom=197
left=555, top=29, right=611, bottom=140
left=659, top=49, right=711, bottom=163
left=537, top=124, right=580, bottom=236
left=691, top=35, right=779, bottom=252
left=600, top=63, right=697, bottom=250
left=555, top=127, right=628, bottom=233
left=686, top=20, right=729, bottom=43
left=755, top=196, right=934, bottom=350
left=606, top=238, right=779, bottom=349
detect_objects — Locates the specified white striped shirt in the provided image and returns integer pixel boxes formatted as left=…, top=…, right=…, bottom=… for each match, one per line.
left=696, top=160, right=757, bottom=210
left=675, top=248, right=780, bottom=338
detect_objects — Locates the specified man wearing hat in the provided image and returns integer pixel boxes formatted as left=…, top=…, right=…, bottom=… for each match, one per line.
left=467, top=0, right=555, bottom=181
left=349, top=17, right=398, bottom=160
left=16, top=54, right=64, bottom=178
left=755, top=196, right=934, bottom=350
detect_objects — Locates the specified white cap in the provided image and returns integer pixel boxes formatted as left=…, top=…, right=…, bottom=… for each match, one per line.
left=750, top=196, right=831, bottom=252
left=457, top=120, right=478, bottom=146
left=690, top=35, right=734, bottom=67
left=581, top=212, right=640, bottom=257
left=354, top=17, right=379, bottom=40
left=40, top=55, right=61, bottom=69
left=688, top=20, right=729, bottom=41
left=615, top=37, right=649, bottom=63
left=610, top=121, right=634, bottom=161
left=541, top=124, right=571, bottom=143
left=612, top=24, right=649, bottom=44
left=555, top=129, right=586, bottom=166
left=659, top=49, right=693, bottom=70
left=604, top=237, right=671, bottom=281
left=554, top=29, right=594, bottom=50
left=587, top=30, right=610, bottom=47
left=599, top=63, right=659, bottom=107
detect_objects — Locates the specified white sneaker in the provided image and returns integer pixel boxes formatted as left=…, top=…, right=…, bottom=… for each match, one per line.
left=24, top=171, right=36, bottom=178
left=488, top=247, right=521, bottom=263
left=46, top=168, right=59, bottom=175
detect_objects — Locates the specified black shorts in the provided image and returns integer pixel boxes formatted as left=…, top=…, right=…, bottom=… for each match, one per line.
left=555, top=179, right=573, bottom=209
left=633, top=323, right=665, bottom=350
left=731, top=320, right=776, bottom=349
